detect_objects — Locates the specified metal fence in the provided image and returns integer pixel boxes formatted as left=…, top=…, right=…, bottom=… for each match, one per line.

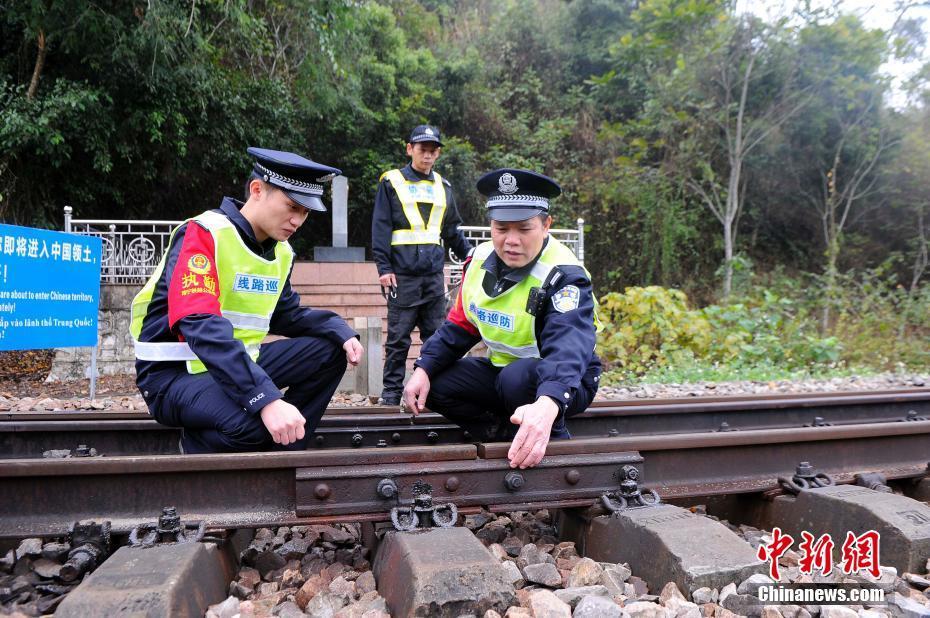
left=63, top=206, right=585, bottom=285
left=64, top=207, right=180, bottom=285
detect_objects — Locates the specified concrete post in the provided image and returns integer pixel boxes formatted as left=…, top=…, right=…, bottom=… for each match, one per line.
left=576, top=217, right=585, bottom=264
left=353, top=317, right=369, bottom=396
left=64, top=205, right=72, bottom=233
left=354, top=316, right=383, bottom=398
left=365, top=315, right=383, bottom=398
left=313, top=176, right=365, bottom=261
left=332, top=175, right=348, bottom=248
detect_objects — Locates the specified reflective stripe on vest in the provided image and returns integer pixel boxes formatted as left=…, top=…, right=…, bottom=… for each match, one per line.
left=383, top=169, right=447, bottom=246
left=461, top=238, right=602, bottom=368
left=133, top=340, right=261, bottom=362
left=129, top=209, right=293, bottom=374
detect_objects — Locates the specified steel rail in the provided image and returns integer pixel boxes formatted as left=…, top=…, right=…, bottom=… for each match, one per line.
left=4, top=388, right=930, bottom=421
left=1, top=420, right=927, bottom=539
left=3, top=390, right=930, bottom=458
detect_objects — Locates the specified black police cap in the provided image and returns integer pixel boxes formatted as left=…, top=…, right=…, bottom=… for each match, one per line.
left=408, top=125, right=443, bottom=147
left=476, top=169, right=562, bottom=222
left=247, top=147, right=342, bottom=212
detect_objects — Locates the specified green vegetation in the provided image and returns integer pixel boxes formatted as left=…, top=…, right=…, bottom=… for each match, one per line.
left=2, top=0, right=929, bottom=381
left=598, top=266, right=930, bottom=384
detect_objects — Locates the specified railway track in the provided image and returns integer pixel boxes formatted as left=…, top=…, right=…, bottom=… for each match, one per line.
left=3, top=389, right=930, bottom=457
left=4, top=389, right=930, bottom=617
left=1, top=390, right=929, bottom=539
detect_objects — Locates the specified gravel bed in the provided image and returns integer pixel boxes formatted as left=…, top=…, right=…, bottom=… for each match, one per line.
left=211, top=505, right=930, bottom=617
left=208, top=523, right=387, bottom=618
left=1, top=538, right=87, bottom=615
left=4, top=504, right=929, bottom=617
left=595, top=372, right=930, bottom=401
left=462, top=507, right=930, bottom=618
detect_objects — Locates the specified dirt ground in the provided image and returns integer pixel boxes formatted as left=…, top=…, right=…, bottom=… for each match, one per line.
left=0, top=350, right=139, bottom=398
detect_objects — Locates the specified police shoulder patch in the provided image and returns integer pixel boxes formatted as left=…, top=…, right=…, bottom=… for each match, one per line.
left=551, top=285, right=581, bottom=313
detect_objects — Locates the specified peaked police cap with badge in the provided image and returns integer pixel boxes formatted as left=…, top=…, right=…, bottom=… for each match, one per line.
left=476, top=169, right=562, bottom=222
left=408, top=124, right=444, bottom=147
left=247, top=147, right=342, bottom=212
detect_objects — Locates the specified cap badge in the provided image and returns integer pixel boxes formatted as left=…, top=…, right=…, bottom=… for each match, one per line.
left=424, top=127, right=434, bottom=135
left=498, top=173, right=518, bottom=194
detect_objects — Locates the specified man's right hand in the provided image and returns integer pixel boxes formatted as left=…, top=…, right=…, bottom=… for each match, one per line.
left=403, top=367, right=431, bottom=415
left=260, top=399, right=306, bottom=445
left=379, top=273, right=397, bottom=288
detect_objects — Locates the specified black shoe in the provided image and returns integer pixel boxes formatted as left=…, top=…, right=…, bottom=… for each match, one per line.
left=377, top=395, right=401, bottom=406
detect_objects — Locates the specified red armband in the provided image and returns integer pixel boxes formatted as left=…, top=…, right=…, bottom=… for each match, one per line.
left=448, top=258, right=479, bottom=336
left=168, top=223, right=221, bottom=329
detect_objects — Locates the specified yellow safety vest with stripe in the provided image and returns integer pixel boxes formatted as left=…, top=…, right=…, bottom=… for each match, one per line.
left=129, top=210, right=293, bottom=374
left=381, top=169, right=447, bottom=245
left=461, top=238, right=603, bottom=367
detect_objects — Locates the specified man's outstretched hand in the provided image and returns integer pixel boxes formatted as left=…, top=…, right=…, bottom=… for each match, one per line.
left=403, top=367, right=431, bottom=415
left=507, top=396, right=559, bottom=469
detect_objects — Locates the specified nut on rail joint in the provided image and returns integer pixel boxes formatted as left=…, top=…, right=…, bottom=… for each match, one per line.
left=389, top=480, right=458, bottom=531
left=129, top=506, right=205, bottom=548
left=778, top=461, right=834, bottom=495
left=601, top=464, right=660, bottom=514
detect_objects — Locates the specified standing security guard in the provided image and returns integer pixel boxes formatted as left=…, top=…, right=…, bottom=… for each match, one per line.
left=131, top=147, right=364, bottom=454
left=372, top=125, right=472, bottom=405
left=403, top=169, right=602, bottom=469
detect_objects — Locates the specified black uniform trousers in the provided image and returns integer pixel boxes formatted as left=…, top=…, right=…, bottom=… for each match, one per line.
left=152, top=336, right=347, bottom=454
left=382, top=273, right=447, bottom=400
left=425, top=357, right=598, bottom=442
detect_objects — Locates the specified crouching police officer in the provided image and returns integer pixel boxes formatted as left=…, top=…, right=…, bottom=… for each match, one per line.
left=131, top=147, right=364, bottom=454
left=372, top=125, right=473, bottom=405
left=403, top=169, right=602, bottom=469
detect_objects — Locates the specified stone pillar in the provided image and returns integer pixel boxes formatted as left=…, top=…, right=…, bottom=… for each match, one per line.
left=314, top=176, right=365, bottom=262
left=353, top=316, right=383, bottom=398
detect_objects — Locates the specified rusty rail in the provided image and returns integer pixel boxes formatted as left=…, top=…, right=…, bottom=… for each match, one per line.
left=1, top=417, right=928, bottom=539
left=3, top=390, right=930, bottom=458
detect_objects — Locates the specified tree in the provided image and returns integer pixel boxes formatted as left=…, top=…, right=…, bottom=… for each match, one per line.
left=598, top=0, right=812, bottom=297
left=686, top=14, right=812, bottom=297
left=784, top=14, right=896, bottom=327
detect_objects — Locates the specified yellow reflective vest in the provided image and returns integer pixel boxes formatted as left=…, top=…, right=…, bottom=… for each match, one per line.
left=461, top=238, right=602, bottom=367
left=130, top=210, right=293, bottom=374
left=381, top=169, right=447, bottom=245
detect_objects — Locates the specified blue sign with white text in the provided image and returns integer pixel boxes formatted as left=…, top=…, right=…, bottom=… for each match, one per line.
left=0, top=224, right=102, bottom=350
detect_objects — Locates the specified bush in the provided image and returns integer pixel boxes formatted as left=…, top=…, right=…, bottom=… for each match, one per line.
left=823, top=266, right=930, bottom=370
left=597, top=286, right=711, bottom=374
left=597, top=283, right=844, bottom=383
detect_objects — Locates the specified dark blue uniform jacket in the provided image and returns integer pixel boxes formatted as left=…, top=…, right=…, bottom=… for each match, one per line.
left=414, top=237, right=602, bottom=412
left=135, top=198, right=357, bottom=416
left=371, top=164, right=472, bottom=277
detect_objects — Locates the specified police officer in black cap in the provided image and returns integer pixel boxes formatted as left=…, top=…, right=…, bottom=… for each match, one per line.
left=372, top=125, right=473, bottom=405
left=130, top=147, right=364, bottom=453
left=403, top=169, right=602, bottom=469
